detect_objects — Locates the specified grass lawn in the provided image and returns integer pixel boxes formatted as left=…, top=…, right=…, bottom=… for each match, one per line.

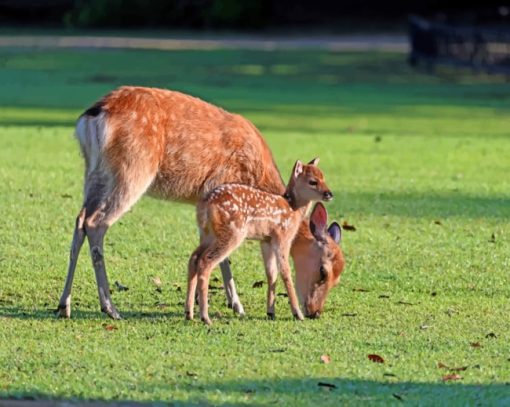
left=0, top=44, right=509, bottom=405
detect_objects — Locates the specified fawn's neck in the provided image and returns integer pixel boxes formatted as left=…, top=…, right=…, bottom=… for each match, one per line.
left=284, top=189, right=311, bottom=211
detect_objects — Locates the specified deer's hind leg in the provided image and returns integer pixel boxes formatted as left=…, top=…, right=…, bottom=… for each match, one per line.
left=56, top=208, right=87, bottom=318
left=84, top=166, right=157, bottom=319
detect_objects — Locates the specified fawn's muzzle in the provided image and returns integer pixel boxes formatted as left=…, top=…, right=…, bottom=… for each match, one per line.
left=323, top=191, right=333, bottom=201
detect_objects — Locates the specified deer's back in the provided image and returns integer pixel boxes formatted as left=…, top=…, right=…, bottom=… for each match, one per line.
left=94, top=86, right=284, bottom=203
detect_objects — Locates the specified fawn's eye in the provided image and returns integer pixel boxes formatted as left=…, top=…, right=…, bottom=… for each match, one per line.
left=309, top=180, right=318, bottom=186
left=319, top=265, right=327, bottom=281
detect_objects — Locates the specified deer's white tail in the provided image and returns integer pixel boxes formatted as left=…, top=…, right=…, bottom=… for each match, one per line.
left=75, top=111, right=109, bottom=177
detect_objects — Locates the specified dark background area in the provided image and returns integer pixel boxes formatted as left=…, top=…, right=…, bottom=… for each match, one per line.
left=0, top=0, right=508, bottom=30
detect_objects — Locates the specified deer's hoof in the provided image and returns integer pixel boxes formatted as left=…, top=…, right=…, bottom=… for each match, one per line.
left=266, top=312, right=275, bottom=320
left=102, top=306, right=122, bottom=320
left=232, top=301, right=245, bottom=317
left=293, top=312, right=304, bottom=321
left=185, top=311, right=194, bottom=321
left=55, top=304, right=71, bottom=319
left=201, top=316, right=212, bottom=326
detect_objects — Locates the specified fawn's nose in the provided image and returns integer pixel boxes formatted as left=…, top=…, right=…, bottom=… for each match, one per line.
left=323, top=191, right=333, bottom=201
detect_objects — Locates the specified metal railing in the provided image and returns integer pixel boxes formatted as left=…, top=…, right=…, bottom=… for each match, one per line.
left=408, top=15, right=510, bottom=74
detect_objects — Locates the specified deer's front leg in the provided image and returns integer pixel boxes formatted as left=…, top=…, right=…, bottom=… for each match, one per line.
left=219, top=259, right=245, bottom=316
left=261, top=241, right=278, bottom=320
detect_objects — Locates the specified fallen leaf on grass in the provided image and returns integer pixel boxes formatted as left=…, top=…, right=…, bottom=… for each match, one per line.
left=152, top=276, right=162, bottom=287
left=489, top=233, right=496, bottom=243
left=341, top=312, right=357, bottom=317
left=378, top=294, right=390, bottom=299
left=353, top=288, right=370, bottom=292
left=102, top=324, right=117, bottom=331
left=384, top=373, right=397, bottom=378
left=486, top=332, right=497, bottom=339
left=61, top=193, right=73, bottom=199
left=368, top=354, right=385, bottom=363
left=317, top=382, right=337, bottom=389
left=186, top=371, right=198, bottom=377
left=397, top=300, right=415, bottom=306
left=433, top=220, right=443, bottom=226
left=442, top=373, right=462, bottom=381
left=268, top=349, right=286, bottom=353
left=437, top=362, right=468, bottom=371
left=320, top=354, right=331, bottom=364
left=393, top=393, right=403, bottom=401
left=114, top=281, right=129, bottom=292
left=252, top=281, right=264, bottom=288
left=470, top=342, right=482, bottom=348
left=342, top=221, right=356, bottom=231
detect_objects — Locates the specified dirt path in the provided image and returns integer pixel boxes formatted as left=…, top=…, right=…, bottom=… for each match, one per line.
left=0, top=34, right=408, bottom=52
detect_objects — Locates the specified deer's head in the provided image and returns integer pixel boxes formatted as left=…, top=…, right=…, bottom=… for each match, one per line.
left=291, top=202, right=344, bottom=318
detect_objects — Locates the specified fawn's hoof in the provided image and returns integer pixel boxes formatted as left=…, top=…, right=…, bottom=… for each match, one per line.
left=267, top=312, right=275, bottom=320
left=185, top=311, right=193, bottom=321
left=55, top=304, right=71, bottom=319
left=201, top=316, right=212, bottom=326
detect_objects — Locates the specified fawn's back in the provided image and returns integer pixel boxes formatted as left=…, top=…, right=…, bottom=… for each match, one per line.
left=198, top=184, right=295, bottom=240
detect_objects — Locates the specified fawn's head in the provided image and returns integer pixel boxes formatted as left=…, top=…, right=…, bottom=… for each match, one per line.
left=285, top=158, right=333, bottom=207
left=292, top=203, right=344, bottom=318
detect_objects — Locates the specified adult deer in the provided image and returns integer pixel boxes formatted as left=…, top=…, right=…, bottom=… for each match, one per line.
left=56, top=86, right=344, bottom=320
left=187, top=160, right=333, bottom=324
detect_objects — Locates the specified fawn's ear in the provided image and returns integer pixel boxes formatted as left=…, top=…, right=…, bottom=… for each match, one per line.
left=310, top=202, right=328, bottom=241
left=328, top=222, right=342, bottom=244
left=293, top=160, right=304, bottom=178
left=308, top=157, right=320, bottom=166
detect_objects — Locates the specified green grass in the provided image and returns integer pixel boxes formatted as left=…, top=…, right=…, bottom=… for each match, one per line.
left=0, top=45, right=509, bottom=405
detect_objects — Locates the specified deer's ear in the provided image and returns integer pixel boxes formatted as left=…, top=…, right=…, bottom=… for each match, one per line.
left=328, top=222, right=342, bottom=244
left=308, top=157, right=320, bottom=166
left=293, top=160, right=304, bottom=178
left=310, top=202, right=328, bottom=241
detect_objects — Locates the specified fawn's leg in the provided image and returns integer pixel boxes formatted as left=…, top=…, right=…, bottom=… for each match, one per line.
left=197, top=234, right=244, bottom=325
left=185, top=244, right=208, bottom=320
left=56, top=208, right=87, bottom=318
left=274, top=241, right=304, bottom=321
left=219, top=259, right=245, bottom=316
left=261, top=241, right=278, bottom=320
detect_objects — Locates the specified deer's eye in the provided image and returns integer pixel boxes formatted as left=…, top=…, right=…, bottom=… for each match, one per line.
left=319, top=265, right=327, bottom=281
left=309, top=180, right=318, bottom=186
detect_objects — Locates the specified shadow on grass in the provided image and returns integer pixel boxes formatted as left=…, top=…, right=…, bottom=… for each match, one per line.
left=0, top=306, right=183, bottom=321
left=1, top=376, right=509, bottom=405
left=342, top=191, right=510, bottom=219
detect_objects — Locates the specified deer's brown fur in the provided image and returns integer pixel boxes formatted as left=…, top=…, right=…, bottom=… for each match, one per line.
left=57, top=86, right=344, bottom=320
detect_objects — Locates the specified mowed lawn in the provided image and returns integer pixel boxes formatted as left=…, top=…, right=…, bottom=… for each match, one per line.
left=0, top=44, right=509, bottom=405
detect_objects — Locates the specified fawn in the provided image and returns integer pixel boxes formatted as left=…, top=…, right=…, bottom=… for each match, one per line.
left=56, top=86, right=344, bottom=320
left=185, top=159, right=332, bottom=325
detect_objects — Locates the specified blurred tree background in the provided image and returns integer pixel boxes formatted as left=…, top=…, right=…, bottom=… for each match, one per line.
left=0, top=0, right=508, bottom=30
